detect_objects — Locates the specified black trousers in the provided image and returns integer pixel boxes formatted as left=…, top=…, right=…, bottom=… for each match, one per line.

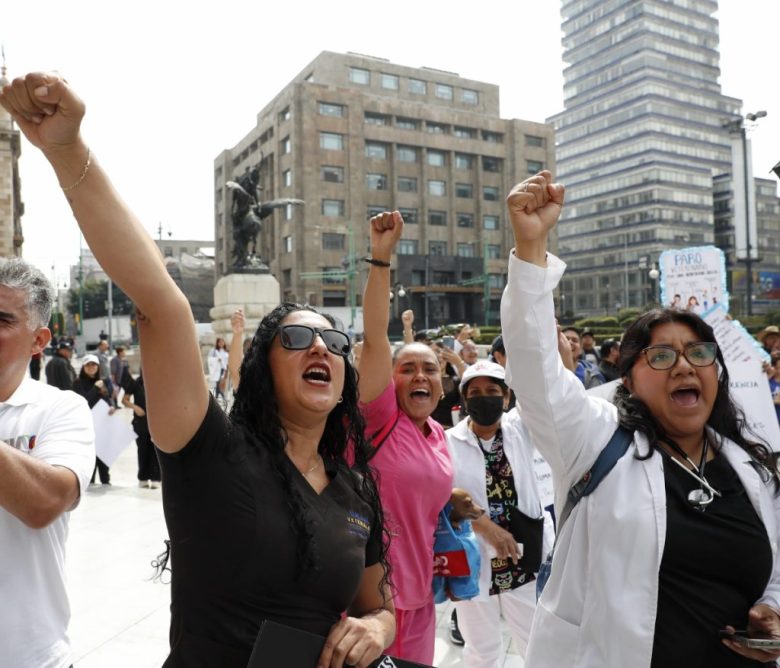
left=90, top=457, right=110, bottom=484
left=134, top=418, right=161, bottom=481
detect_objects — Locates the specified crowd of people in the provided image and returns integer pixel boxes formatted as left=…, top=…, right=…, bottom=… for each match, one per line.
left=3, top=70, right=780, bottom=668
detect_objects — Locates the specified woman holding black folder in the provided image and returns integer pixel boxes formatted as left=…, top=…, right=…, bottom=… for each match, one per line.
left=0, top=72, right=394, bottom=668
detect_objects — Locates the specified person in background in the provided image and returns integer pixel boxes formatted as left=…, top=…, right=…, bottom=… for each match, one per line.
left=121, top=369, right=161, bottom=490
left=0, top=257, right=95, bottom=667
left=598, top=338, right=621, bottom=382
left=580, top=328, right=600, bottom=365
left=1, top=71, right=394, bottom=667
left=46, top=340, right=76, bottom=390
left=460, top=339, right=480, bottom=366
left=431, top=340, right=467, bottom=428
left=769, top=355, right=780, bottom=426
left=454, top=325, right=475, bottom=355
left=73, top=353, right=114, bottom=485
left=227, top=308, right=247, bottom=392
left=95, top=338, right=114, bottom=399
left=446, top=361, right=553, bottom=664
left=561, top=326, right=604, bottom=389
left=207, top=337, right=229, bottom=404
left=109, top=345, right=129, bottom=407
left=502, top=169, right=780, bottom=667
left=401, top=309, right=415, bottom=344
left=358, top=210, right=453, bottom=664
left=758, top=326, right=780, bottom=359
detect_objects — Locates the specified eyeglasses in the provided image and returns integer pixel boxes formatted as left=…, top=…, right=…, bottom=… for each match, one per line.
left=276, top=325, right=351, bottom=357
left=640, top=342, right=718, bottom=371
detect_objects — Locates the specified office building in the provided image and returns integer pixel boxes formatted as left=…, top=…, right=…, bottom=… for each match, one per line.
left=213, top=51, right=555, bottom=329
left=549, top=0, right=757, bottom=316
left=0, top=67, right=23, bottom=259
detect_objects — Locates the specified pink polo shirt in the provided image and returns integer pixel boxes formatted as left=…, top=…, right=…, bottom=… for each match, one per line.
left=361, top=381, right=453, bottom=610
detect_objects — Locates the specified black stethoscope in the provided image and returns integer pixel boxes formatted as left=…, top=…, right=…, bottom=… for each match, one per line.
left=658, top=438, right=722, bottom=510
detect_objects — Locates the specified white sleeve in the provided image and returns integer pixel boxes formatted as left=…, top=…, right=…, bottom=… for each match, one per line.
left=500, top=252, right=618, bottom=494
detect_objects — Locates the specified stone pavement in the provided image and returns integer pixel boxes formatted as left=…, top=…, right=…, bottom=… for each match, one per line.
left=65, top=409, right=525, bottom=667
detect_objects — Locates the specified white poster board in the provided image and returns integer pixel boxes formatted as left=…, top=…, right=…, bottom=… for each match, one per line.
left=659, top=246, right=729, bottom=314
left=91, top=401, right=137, bottom=467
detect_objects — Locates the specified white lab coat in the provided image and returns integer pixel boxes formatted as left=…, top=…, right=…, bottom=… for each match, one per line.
left=500, top=252, right=780, bottom=668
left=445, top=412, right=554, bottom=601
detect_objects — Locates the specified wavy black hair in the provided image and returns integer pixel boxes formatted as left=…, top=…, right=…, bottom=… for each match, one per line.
left=614, top=308, right=778, bottom=487
left=229, top=303, right=391, bottom=594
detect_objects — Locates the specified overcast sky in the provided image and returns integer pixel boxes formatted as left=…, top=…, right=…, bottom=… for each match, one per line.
left=3, top=0, right=778, bottom=287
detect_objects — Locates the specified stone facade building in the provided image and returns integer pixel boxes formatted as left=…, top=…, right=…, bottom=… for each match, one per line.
left=0, top=70, right=23, bottom=259
left=214, top=51, right=555, bottom=330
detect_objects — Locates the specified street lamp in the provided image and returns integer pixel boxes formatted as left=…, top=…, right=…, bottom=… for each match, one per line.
left=723, top=110, right=767, bottom=315
left=648, top=264, right=660, bottom=306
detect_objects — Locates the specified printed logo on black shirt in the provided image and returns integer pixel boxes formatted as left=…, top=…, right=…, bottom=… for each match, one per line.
left=346, top=511, right=371, bottom=543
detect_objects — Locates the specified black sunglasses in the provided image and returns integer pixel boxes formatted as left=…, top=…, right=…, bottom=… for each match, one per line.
left=276, top=324, right=351, bottom=356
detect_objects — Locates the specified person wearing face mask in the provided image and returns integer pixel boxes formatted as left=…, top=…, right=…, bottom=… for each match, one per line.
left=445, top=361, right=553, bottom=665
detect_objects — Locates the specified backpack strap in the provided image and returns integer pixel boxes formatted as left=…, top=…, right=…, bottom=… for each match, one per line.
left=367, top=411, right=400, bottom=462
left=557, top=426, right=633, bottom=531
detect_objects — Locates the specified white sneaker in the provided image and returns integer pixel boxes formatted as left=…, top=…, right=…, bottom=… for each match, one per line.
left=149, top=481, right=160, bottom=489
left=138, top=480, right=150, bottom=488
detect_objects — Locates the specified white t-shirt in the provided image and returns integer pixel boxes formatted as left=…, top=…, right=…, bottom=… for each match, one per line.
left=0, top=378, right=95, bottom=668
left=207, top=348, right=229, bottom=382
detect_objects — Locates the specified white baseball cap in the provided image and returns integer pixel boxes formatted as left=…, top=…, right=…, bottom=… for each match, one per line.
left=82, top=354, right=100, bottom=366
left=459, top=360, right=506, bottom=391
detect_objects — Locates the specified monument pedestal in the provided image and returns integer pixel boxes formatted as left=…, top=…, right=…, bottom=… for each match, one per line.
left=207, top=273, right=281, bottom=343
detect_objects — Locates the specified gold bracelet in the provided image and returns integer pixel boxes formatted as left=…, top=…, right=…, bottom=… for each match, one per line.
left=61, top=148, right=92, bottom=192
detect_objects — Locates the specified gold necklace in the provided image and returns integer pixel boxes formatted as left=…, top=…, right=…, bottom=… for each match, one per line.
left=303, top=457, right=321, bottom=477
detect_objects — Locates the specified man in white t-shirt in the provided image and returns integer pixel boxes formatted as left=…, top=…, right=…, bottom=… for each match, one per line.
left=0, top=258, right=95, bottom=668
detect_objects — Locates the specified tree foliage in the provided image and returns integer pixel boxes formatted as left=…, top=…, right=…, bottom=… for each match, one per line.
left=67, top=279, right=134, bottom=319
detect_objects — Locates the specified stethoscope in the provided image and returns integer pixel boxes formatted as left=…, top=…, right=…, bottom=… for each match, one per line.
left=657, top=438, right=722, bottom=510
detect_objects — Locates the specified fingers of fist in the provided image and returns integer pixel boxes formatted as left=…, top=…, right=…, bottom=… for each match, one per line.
left=370, top=210, right=402, bottom=232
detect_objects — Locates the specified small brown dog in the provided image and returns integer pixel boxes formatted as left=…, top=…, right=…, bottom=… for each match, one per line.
left=448, top=488, right=485, bottom=529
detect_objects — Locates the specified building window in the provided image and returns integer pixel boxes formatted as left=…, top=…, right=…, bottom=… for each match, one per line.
left=483, top=157, right=502, bottom=172
left=429, top=210, right=447, bottom=226
left=435, top=83, right=453, bottom=100
left=483, top=186, right=499, bottom=201
left=283, top=169, right=292, bottom=187
left=427, top=150, right=446, bottom=167
left=426, top=121, right=448, bottom=134
left=461, top=89, right=479, bottom=104
left=456, top=183, right=473, bottom=198
left=279, top=107, right=290, bottom=122
left=321, top=165, right=344, bottom=183
left=365, top=111, right=390, bottom=126
left=455, top=153, right=474, bottom=169
left=396, top=117, right=419, bottom=130
left=457, top=213, right=474, bottom=228
left=433, top=271, right=455, bottom=284
left=429, top=241, right=447, bottom=256
left=408, top=78, right=426, bottom=95
left=482, top=130, right=503, bottom=143
left=367, top=205, right=385, bottom=219
left=283, top=269, right=292, bottom=287
left=488, top=274, right=505, bottom=289
left=454, top=126, right=476, bottom=139
left=398, top=240, right=418, bottom=255
left=488, top=244, right=502, bottom=259
left=320, top=132, right=343, bottom=150
left=381, top=73, right=399, bottom=90
left=284, top=204, right=294, bottom=220
left=319, top=102, right=345, bottom=117
left=321, top=199, right=345, bottom=217
left=428, top=180, right=446, bottom=197
left=322, top=290, right=346, bottom=307
left=322, top=232, right=346, bottom=250
left=281, top=136, right=291, bottom=154
left=349, top=67, right=370, bottom=85
left=527, top=159, right=544, bottom=174
left=365, top=142, right=388, bottom=159
left=484, top=215, right=499, bottom=230
left=397, top=176, right=417, bottom=192
left=399, top=208, right=418, bottom=224
left=457, top=243, right=476, bottom=257
left=366, top=173, right=387, bottom=190
left=525, top=134, right=544, bottom=147
left=397, top=145, right=418, bottom=163
left=284, top=236, right=292, bottom=253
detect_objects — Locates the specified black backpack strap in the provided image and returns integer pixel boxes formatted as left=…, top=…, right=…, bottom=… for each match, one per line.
left=367, top=412, right=400, bottom=462
left=557, top=426, right=633, bottom=531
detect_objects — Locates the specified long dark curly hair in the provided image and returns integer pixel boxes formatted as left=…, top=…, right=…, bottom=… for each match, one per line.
left=614, top=308, right=778, bottom=488
left=229, top=303, right=391, bottom=595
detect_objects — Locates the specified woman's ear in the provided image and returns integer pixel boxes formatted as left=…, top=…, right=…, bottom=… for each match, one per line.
left=622, top=375, right=632, bottom=395
left=503, top=389, right=510, bottom=410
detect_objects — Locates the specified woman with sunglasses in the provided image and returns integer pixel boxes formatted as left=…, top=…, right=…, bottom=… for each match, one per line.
left=0, top=72, right=394, bottom=668
left=358, top=211, right=453, bottom=664
left=500, top=171, right=780, bottom=668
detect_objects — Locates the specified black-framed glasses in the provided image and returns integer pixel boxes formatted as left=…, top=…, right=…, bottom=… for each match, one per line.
left=277, top=325, right=351, bottom=357
left=641, top=342, right=718, bottom=371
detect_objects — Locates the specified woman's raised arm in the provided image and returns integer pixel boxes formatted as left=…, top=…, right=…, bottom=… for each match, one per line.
left=0, top=73, right=207, bottom=452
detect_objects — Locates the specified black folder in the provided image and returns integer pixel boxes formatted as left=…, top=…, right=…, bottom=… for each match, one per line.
left=247, top=620, right=433, bottom=667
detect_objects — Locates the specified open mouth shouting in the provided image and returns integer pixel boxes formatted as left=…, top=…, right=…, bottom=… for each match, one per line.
left=409, top=386, right=432, bottom=403
left=302, top=364, right=332, bottom=386
left=670, top=384, right=700, bottom=407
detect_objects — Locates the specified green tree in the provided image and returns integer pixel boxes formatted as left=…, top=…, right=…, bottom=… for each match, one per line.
left=67, top=279, right=134, bottom=319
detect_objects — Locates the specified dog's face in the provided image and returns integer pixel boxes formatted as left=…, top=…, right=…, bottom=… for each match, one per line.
left=449, top=488, right=486, bottom=528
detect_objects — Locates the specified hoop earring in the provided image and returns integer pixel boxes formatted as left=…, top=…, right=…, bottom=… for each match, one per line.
left=337, top=396, right=343, bottom=404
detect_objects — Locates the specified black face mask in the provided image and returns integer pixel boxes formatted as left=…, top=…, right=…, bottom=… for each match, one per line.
left=465, top=395, right=505, bottom=426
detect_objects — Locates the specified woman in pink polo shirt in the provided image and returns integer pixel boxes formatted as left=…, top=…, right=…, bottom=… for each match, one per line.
left=358, top=211, right=454, bottom=664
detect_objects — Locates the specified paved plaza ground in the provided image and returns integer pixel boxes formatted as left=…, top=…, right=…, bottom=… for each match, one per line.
left=65, top=407, right=525, bottom=667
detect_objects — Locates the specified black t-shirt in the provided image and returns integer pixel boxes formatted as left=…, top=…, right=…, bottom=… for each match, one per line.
left=157, top=397, right=383, bottom=667
left=652, top=451, right=773, bottom=667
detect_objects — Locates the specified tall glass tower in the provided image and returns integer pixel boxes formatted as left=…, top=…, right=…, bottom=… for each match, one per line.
left=549, top=0, right=742, bottom=316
